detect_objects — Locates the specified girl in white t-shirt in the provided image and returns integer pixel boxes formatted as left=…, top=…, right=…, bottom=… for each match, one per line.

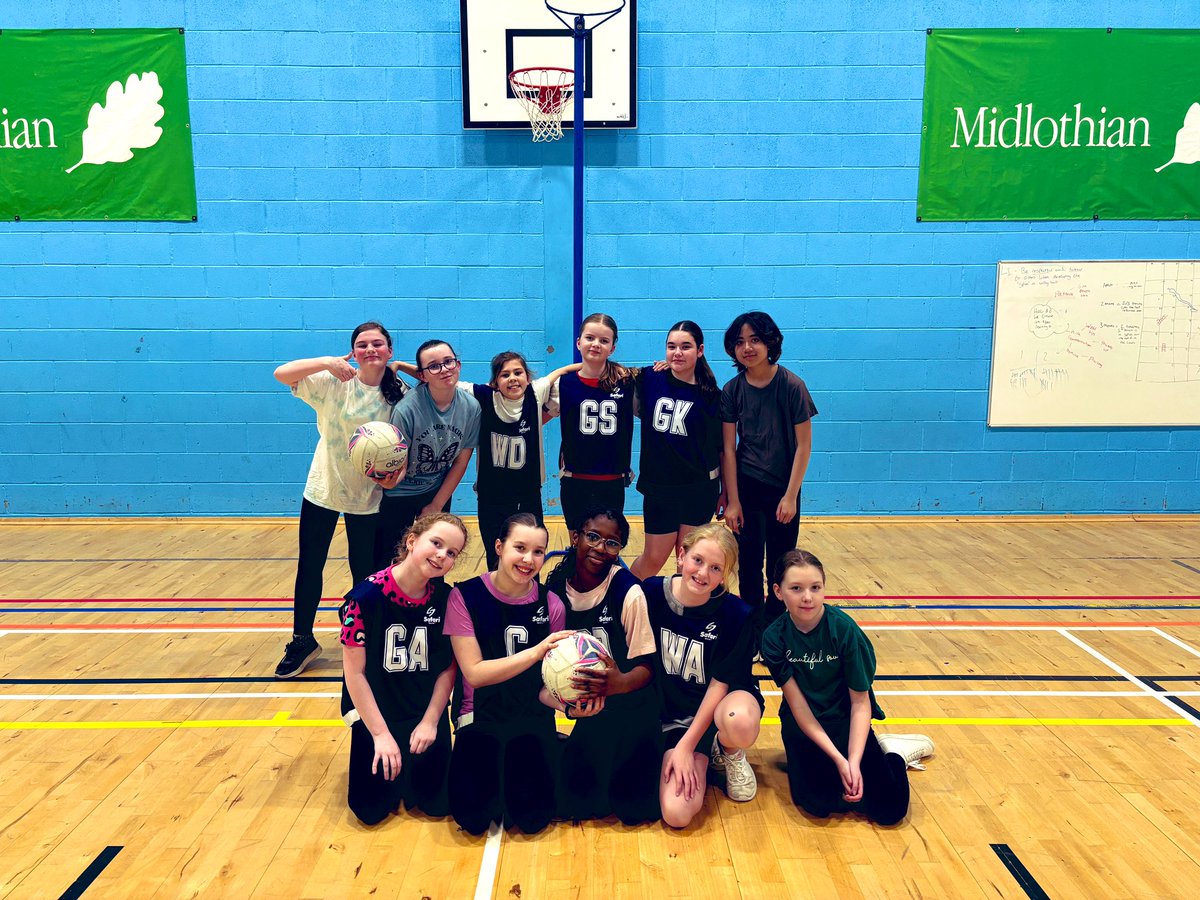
left=272, top=321, right=408, bottom=679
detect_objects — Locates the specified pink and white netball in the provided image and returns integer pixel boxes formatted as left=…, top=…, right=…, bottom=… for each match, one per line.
left=347, top=421, right=408, bottom=479
left=542, top=631, right=609, bottom=706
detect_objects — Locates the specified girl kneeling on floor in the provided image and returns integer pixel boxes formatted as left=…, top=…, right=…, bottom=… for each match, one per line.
left=644, top=523, right=764, bottom=828
left=762, top=549, right=933, bottom=825
left=445, top=513, right=575, bottom=835
left=544, top=507, right=662, bottom=824
left=340, top=513, right=468, bottom=824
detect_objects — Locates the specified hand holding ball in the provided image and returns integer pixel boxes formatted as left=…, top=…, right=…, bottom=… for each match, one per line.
left=348, top=421, right=408, bottom=481
left=542, top=632, right=610, bottom=705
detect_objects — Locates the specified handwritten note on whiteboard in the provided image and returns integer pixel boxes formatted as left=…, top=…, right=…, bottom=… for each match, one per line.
left=989, top=261, right=1200, bottom=427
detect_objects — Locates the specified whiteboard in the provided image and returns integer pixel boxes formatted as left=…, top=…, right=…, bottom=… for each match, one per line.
left=989, top=261, right=1200, bottom=427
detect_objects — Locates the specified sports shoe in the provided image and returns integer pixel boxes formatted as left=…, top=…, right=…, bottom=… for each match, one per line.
left=876, top=733, right=935, bottom=770
left=710, top=736, right=757, bottom=802
left=274, top=634, right=320, bottom=679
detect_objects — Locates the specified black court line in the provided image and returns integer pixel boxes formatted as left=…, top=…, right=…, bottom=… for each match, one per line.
left=990, top=844, right=1050, bottom=899
left=1142, top=678, right=1200, bottom=721
left=1174, top=560, right=1200, bottom=575
left=58, top=846, right=122, bottom=900
left=755, top=673, right=1128, bottom=684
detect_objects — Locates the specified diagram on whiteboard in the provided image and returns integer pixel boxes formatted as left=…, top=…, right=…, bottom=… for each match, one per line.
left=990, top=261, right=1200, bottom=426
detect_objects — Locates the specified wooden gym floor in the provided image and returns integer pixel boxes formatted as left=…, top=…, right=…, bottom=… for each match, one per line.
left=1, top=515, right=1199, bottom=898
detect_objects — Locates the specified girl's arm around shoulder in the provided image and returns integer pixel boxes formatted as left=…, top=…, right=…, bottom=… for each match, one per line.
left=274, top=354, right=354, bottom=388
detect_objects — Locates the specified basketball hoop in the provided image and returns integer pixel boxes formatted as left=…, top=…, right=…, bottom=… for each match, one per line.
left=509, top=66, right=575, bottom=142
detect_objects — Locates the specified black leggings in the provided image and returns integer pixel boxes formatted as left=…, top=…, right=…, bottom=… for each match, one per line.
left=780, top=714, right=909, bottom=825
left=374, top=488, right=449, bottom=571
left=347, top=717, right=452, bottom=824
left=559, top=694, right=662, bottom=824
left=448, top=718, right=559, bottom=835
left=477, top=489, right=543, bottom=571
left=559, top=476, right=625, bottom=531
left=735, top=473, right=801, bottom=633
left=293, top=497, right=378, bottom=637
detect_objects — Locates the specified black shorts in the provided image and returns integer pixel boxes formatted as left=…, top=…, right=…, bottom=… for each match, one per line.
left=661, top=719, right=719, bottom=756
left=640, top=479, right=720, bottom=536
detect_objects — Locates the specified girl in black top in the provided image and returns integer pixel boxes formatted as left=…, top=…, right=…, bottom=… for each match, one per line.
left=445, top=513, right=575, bottom=835
left=643, top=523, right=764, bottom=828
left=629, top=321, right=724, bottom=579
left=468, top=351, right=579, bottom=570
left=557, top=313, right=637, bottom=528
left=544, top=508, right=662, bottom=824
left=339, top=512, right=467, bottom=824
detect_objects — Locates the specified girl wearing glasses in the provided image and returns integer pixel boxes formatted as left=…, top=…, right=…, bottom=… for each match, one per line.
left=376, top=340, right=481, bottom=570
left=629, top=321, right=725, bottom=580
left=544, top=508, right=661, bottom=824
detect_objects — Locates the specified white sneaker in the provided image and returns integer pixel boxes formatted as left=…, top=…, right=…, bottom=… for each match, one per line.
left=876, top=733, right=935, bottom=770
left=711, top=736, right=757, bottom=802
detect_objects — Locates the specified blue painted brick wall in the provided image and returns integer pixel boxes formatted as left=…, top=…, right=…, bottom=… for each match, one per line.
left=2, top=0, right=1199, bottom=516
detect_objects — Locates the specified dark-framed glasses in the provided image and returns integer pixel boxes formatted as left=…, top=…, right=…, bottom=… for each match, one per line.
left=421, top=357, right=461, bottom=374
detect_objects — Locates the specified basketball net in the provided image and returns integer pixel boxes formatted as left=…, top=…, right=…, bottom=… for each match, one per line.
left=509, top=67, right=575, bottom=142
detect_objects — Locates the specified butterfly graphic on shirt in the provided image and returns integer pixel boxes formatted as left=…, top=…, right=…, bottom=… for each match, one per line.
left=414, top=441, right=460, bottom=474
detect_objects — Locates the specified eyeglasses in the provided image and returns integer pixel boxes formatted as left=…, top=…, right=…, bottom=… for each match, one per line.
left=582, top=530, right=624, bottom=553
left=421, top=357, right=460, bottom=374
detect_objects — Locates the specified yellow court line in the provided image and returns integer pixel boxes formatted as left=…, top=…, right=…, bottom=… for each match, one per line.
left=0, top=713, right=1192, bottom=731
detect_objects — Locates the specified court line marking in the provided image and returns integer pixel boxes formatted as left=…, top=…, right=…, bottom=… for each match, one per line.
left=59, top=845, right=124, bottom=900
left=0, top=714, right=1189, bottom=731
left=990, top=842, right=1050, bottom=900
left=4, top=621, right=1200, bottom=635
left=6, top=592, right=1200, bottom=602
left=1151, top=627, right=1200, bottom=659
left=474, top=823, right=503, bottom=900
left=1057, top=629, right=1200, bottom=727
left=9, top=689, right=1200, bottom=704
left=8, top=603, right=1200, bottom=615
left=0, top=692, right=342, bottom=702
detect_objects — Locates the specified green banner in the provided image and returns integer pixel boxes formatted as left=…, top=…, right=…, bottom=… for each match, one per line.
left=0, top=28, right=196, bottom=221
left=918, top=29, right=1200, bottom=221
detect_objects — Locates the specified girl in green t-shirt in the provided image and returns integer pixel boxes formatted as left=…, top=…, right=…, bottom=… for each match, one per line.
left=761, top=550, right=933, bottom=824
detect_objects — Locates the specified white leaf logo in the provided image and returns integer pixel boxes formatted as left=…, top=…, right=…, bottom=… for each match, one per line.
left=1155, top=102, right=1200, bottom=173
left=65, top=72, right=165, bottom=174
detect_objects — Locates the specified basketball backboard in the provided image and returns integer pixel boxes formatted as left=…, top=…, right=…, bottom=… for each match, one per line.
left=460, top=0, right=637, bottom=130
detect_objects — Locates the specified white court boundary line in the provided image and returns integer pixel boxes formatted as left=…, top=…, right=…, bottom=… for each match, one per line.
left=1057, top=628, right=1200, bottom=727
left=475, top=822, right=503, bottom=900
left=1151, top=627, right=1200, bottom=659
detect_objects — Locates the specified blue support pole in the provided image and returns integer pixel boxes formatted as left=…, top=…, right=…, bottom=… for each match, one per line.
left=572, top=16, right=586, bottom=362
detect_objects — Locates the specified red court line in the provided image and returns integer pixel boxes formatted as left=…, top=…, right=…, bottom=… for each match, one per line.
left=4, top=619, right=1200, bottom=632
left=4, top=594, right=1200, bottom=604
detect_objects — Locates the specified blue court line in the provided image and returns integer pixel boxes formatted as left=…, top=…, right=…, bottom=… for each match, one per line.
left=5, top=603, right=1200, bottom=614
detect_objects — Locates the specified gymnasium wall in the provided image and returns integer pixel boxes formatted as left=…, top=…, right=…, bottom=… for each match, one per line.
left=2, top=0, right=1199, bottom=517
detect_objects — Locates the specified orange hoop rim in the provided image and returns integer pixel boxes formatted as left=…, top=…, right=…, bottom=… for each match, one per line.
left=508, top=66, right=575, bottom=92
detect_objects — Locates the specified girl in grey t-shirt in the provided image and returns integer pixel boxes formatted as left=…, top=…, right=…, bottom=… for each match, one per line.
left=375, top=339, right=481, bottom=568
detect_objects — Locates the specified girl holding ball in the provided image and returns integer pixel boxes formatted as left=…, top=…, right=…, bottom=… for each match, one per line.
left=272, top=322, right=407, bottom=679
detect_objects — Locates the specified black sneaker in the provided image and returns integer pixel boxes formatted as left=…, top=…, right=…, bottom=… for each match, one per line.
left=274, top=634, right=320, bottom=678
